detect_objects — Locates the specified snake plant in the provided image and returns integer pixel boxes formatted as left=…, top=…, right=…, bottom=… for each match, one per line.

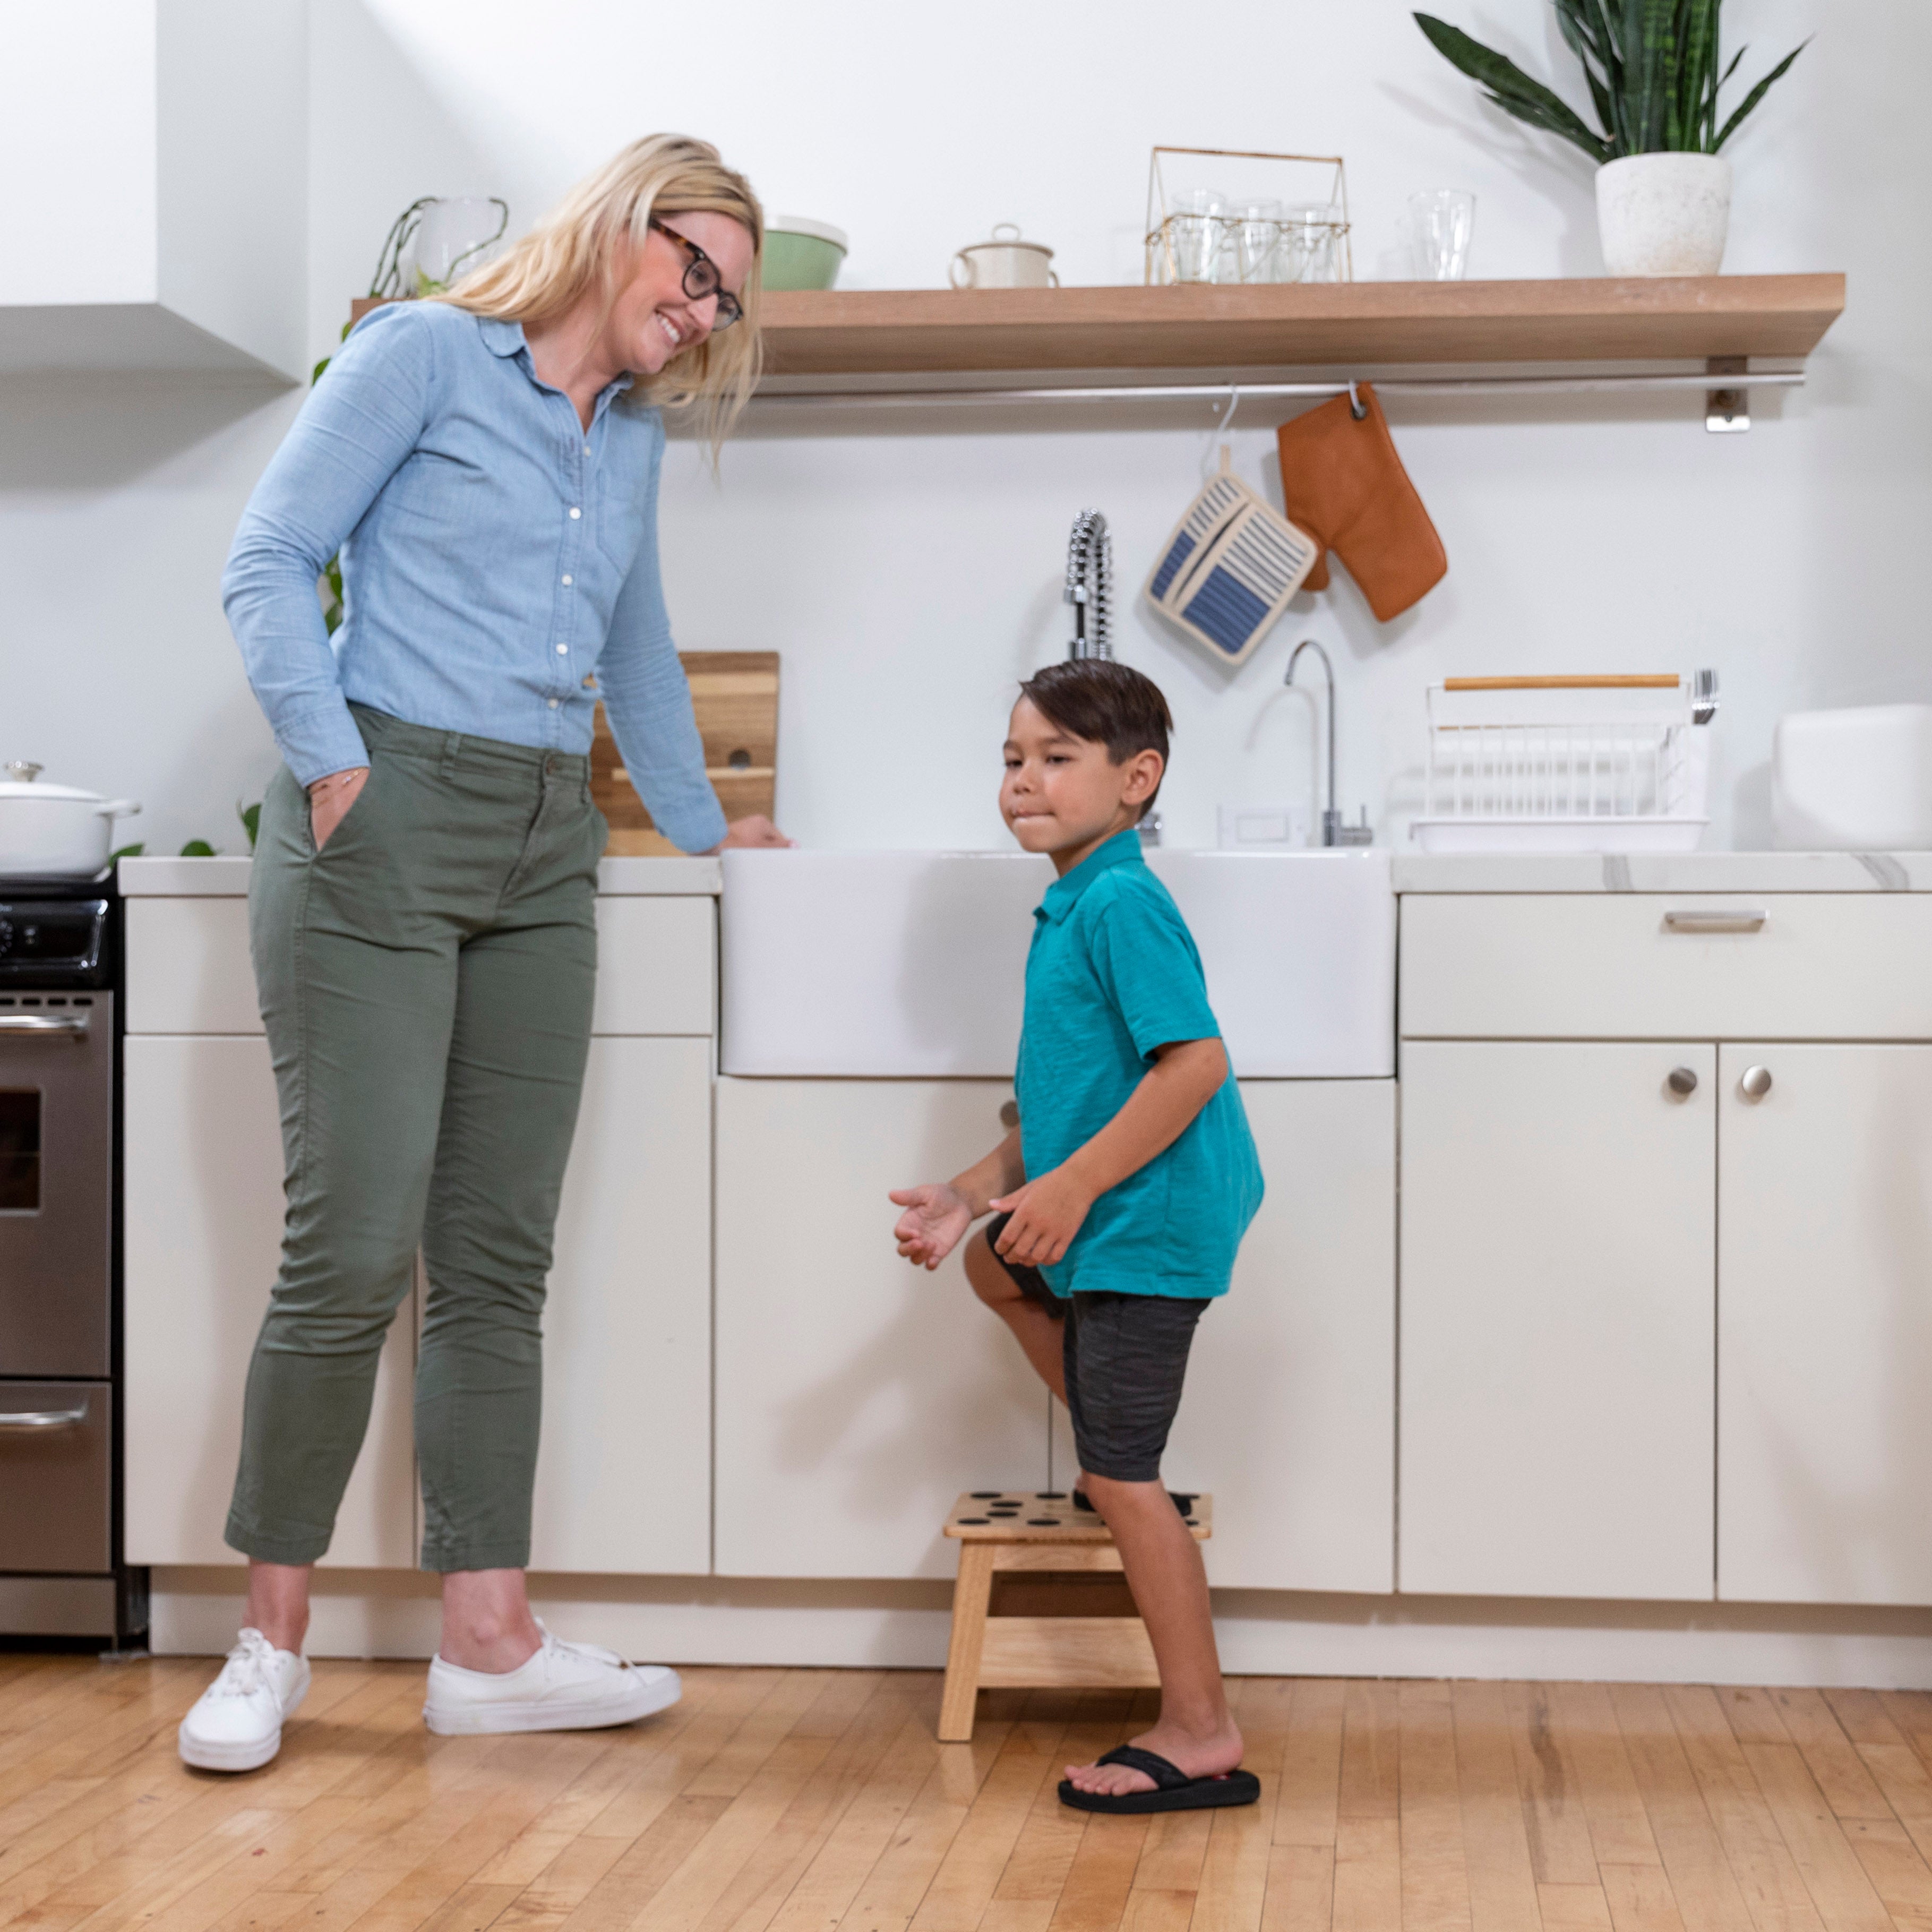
left=1414, top=2, right=1808, bottom=162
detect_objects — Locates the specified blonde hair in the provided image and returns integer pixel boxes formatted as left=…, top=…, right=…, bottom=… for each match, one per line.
left=438, top=134, right=763, bottom=449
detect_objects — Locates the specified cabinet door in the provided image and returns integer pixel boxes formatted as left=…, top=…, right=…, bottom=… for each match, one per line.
left=530, top=1036, right=712, bottom=1575
left=714, top=1078, right=1047, bottom=1579
left=124, top=1037, right=415, bottom=1567
left=1053, top=1080, right=1397, bottom=1591
left=1719, top=1044, right=1932, bottom=1605
left=1400, top=1042, right=1716, bottom=1599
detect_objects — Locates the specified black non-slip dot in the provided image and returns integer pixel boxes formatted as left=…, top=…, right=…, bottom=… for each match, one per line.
left=1185, top=1517, right=1199, bottom=1526
left=958, top=1517, right=990, bottom=1526
left=971, top=1491, right=1002, bottom=1499
left=1026, top=1517, right=1059, bottom=1526
left=1036, top=1491, right=1067, bottom=1499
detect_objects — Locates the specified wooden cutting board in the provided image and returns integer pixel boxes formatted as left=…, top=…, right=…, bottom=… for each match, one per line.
left=591, top=651, right=779, bottom=855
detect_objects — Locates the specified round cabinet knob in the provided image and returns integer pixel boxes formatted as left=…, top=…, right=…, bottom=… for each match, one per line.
left=999, top=1099, right=1020, bottom=1129
left=1740, top=1064, right=1773, bottom=1100
left=1667, top=1066, right=1698, bottom=1096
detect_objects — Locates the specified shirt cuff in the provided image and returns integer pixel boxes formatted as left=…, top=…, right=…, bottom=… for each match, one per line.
left=276, top=699, right=370, bottom=789
left=652, top=790, right=729, bottom=855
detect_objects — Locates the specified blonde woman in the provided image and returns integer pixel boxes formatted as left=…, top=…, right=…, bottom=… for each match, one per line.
left=181, top=136, right=784, bottom=1772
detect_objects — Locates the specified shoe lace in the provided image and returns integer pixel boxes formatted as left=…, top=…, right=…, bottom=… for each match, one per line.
left=534, top=1619, right=626, bottom=1671
left=211, top=1627, right=281, bottom=1698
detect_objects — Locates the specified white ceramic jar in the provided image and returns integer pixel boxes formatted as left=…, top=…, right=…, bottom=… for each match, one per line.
left=0, top=763, right=142, bottom=877
left=949, top=224, right=1058, bottom=290
left=1595, top=153, right=1732, bottom=276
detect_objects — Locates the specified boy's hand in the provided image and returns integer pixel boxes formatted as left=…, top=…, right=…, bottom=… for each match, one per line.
left=989, top=1167, right=1094, bottom=1268
left=890, top=1183, right=973, bottom=1270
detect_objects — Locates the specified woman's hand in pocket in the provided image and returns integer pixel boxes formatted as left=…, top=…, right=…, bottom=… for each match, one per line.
left=308, top=767, right=370, bottom=851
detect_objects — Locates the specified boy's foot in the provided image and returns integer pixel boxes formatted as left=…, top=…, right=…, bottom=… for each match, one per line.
left=423, top=1621, right=681, bottom=1735
left=1064, top=1717, right=1244, bottom=1798
left=177, top=1628, right=311, bottom=1772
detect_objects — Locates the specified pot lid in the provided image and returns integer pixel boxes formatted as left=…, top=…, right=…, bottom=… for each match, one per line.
left=1, top=762, right=108, bottom=803
left=769, top=214, right=849, bottom=251
left=962, top=223, right=1054, bottom=257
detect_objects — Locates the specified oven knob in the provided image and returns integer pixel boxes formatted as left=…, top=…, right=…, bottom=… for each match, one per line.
left=0, top=918, right=12, bottom=957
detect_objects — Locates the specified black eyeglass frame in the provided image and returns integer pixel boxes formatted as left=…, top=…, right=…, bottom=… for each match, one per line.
left=648, top=218, right=745, bottom=332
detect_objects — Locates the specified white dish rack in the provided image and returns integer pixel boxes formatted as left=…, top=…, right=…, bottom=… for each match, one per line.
left=1412, top=674, right=1715, bottom=854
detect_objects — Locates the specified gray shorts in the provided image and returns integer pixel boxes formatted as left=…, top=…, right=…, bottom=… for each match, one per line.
left=983, top=1217, right=1210, bottom=1481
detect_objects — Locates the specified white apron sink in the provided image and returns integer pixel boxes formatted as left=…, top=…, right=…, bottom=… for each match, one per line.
left=719, top=848, right=1395, bottom=1078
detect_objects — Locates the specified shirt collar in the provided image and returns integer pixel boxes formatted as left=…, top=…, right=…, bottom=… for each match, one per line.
left=478, top=314, right=637, bottom=408
left=1036, top=828, right=1145, bottom=926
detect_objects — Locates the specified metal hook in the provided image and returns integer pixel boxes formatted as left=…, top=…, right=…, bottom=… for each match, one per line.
left=1347, top=380, right=1367, bottom=421
left=1203, top=384, right=1240, bottom=478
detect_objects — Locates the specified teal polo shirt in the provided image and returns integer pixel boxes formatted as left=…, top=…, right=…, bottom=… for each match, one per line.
left=1015, top=829, right=1264, bottom=1299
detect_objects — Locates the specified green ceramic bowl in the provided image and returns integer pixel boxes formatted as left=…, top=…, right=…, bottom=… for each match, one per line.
left=763, top=216, right=848, bottom=291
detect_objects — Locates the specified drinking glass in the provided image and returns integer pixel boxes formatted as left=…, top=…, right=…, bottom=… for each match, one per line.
left=1281, top=205, right=1339, bottom=284
left=1410, top=190, right=1475, bottom=281
left=400, top=197, right=506, bottom=290
left=1237, top=200, right=1283, bottom=284
left=1169, top=188, right=1224, bottom=283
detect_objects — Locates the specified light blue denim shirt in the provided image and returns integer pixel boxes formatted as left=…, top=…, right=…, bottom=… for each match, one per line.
left=222, top=299, right=728, bottom=854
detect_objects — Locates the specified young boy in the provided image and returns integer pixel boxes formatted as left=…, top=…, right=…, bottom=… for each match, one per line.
left=891, top=659, right=1264, bottom=1814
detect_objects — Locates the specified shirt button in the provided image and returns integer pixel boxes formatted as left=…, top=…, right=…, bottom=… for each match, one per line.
left=547, top=698, right=560, bottom=709
left=556, top=644, right=568, bottom=655
left=561, top=574, right=572, bottom=586
left=569, top=507, right=581, bottom=519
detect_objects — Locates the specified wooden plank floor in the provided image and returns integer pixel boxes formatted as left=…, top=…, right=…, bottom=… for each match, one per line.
left=4, top=1661, right=1932, bottom=1932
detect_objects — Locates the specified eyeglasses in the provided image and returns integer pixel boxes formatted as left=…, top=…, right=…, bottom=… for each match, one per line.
left=648, top=218, right=744, bottom=333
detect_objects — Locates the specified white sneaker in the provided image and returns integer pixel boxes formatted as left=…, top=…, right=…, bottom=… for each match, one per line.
left=177, top=1628, right=311, bottom=1773
left=423, top=1621, right=681, bottom=1737
left=427, top=1615, right=684, bottom=1739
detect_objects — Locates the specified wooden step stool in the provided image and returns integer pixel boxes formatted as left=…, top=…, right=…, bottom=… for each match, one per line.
left=938, top=1489, right=1212, bottom=1742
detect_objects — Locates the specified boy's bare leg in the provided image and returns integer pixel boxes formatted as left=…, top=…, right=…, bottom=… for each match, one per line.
left=1062, top=1474, right=1242, bottom=1795
left=964, top=1232, right=1067, bottom=1403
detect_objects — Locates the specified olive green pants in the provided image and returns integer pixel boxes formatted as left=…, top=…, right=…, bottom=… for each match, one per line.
left=227, top=707, right=605, bottom=1572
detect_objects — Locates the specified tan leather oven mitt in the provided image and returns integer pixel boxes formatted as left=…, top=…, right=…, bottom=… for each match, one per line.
left=1275, top=383, right=1447, bottom=621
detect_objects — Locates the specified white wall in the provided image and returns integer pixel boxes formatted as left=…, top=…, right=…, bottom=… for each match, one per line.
left=3, top=0, right=1926, bottom=855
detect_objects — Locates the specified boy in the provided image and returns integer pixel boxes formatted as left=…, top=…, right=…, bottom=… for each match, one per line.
left=890, top=659, right=1264, bottom=1814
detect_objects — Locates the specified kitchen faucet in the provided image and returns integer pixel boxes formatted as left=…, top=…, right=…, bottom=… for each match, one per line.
left=1285, top=639, right=1372, bottom=848
left=1064, top=510, right=1112, bottom=660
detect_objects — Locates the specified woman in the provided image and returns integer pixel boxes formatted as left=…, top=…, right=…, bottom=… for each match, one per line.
left=179, top=135, right=785, bottom=1773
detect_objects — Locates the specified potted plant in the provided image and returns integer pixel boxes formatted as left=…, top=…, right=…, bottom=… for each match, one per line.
left=1414, top=3, right=1808, bottom=276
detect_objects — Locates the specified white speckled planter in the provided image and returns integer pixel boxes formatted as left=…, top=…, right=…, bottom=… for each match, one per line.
left=1595, top=153, right=1732, bottom=276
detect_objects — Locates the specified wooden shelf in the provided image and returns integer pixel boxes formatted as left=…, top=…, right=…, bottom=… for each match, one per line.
left=758, top=275, right=1844, bottom=382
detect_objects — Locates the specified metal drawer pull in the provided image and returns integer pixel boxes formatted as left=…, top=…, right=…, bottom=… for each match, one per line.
left=1663, top=909, right=1767, bottom=934
left=1667, top=1067, right=1699, bottom=1096
left=0, top=1013, right=89, bottom=1037
left=0, top=1407, right=87, bottom=1431
left=1740, top=1064, right=1773, bottom=1100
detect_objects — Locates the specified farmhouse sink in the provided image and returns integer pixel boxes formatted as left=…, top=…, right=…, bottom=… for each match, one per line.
left=719, top=848, right=1395, bottom=1078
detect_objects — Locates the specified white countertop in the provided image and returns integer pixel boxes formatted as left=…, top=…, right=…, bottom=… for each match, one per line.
left=117, top=855, right=722, bottom=896
left=1392, top=851, right=1932, bottom=894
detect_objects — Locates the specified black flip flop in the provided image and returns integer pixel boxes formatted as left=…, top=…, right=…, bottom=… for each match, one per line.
left=1071, top=1490, right=1197, bottom=1517
left=1059, top=1745, right=1261, bottom=1814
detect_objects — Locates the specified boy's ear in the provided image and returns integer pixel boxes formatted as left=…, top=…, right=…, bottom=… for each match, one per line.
left=1120, top=748, right=1165, bottom=805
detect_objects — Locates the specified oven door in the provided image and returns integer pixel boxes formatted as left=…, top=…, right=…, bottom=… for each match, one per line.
left=0, top=993, right=110, bottom=1376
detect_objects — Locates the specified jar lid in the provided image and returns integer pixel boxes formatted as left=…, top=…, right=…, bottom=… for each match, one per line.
left=769, top=214, right=849, bottom=251
left=0, top=777, right=106, bottom=802
left=964, top=223, right=1054, bottom=257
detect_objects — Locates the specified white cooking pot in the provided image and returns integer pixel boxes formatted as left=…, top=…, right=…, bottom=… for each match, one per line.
left=0, top=762, right=142, bottom=877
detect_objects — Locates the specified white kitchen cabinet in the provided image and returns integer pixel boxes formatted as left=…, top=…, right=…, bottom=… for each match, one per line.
left=713, top=1078, right=1047, bottom=1580
left=123, top=1035, right=416, bottom=1567
left=1718, top=1044, right=1932, bottom=1606
left=0, top=0, right=305, bottom=378
left=530, top=1036, right=712, bottom=1575
left=1399, top=1041, right=1716, bottom=1600
left=1049, top=1080, right=1397, bottom=1592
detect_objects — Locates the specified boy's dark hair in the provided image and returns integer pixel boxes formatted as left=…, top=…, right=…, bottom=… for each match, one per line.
left=1018, top=659, right=1173, bottom=818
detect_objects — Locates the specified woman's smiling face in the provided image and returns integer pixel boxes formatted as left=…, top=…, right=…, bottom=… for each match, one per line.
left=606, top=211, right=754, bottom=377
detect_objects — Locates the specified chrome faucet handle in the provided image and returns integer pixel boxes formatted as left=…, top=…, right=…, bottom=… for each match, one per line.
left=1336, top=806, right=1375, bottom=847
left=1691, top=666, right=1719, bottom=725
left=5, top=761, right=43, bottom=783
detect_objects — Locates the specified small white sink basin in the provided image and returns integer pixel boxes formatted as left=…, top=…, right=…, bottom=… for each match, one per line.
left=1774, top=705, right=1932, bottom=851
left=720, top=848, right=1395, bottom=1078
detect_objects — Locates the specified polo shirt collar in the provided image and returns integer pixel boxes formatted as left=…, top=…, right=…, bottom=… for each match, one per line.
left=1037, top=828, right=1144, bottom=925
